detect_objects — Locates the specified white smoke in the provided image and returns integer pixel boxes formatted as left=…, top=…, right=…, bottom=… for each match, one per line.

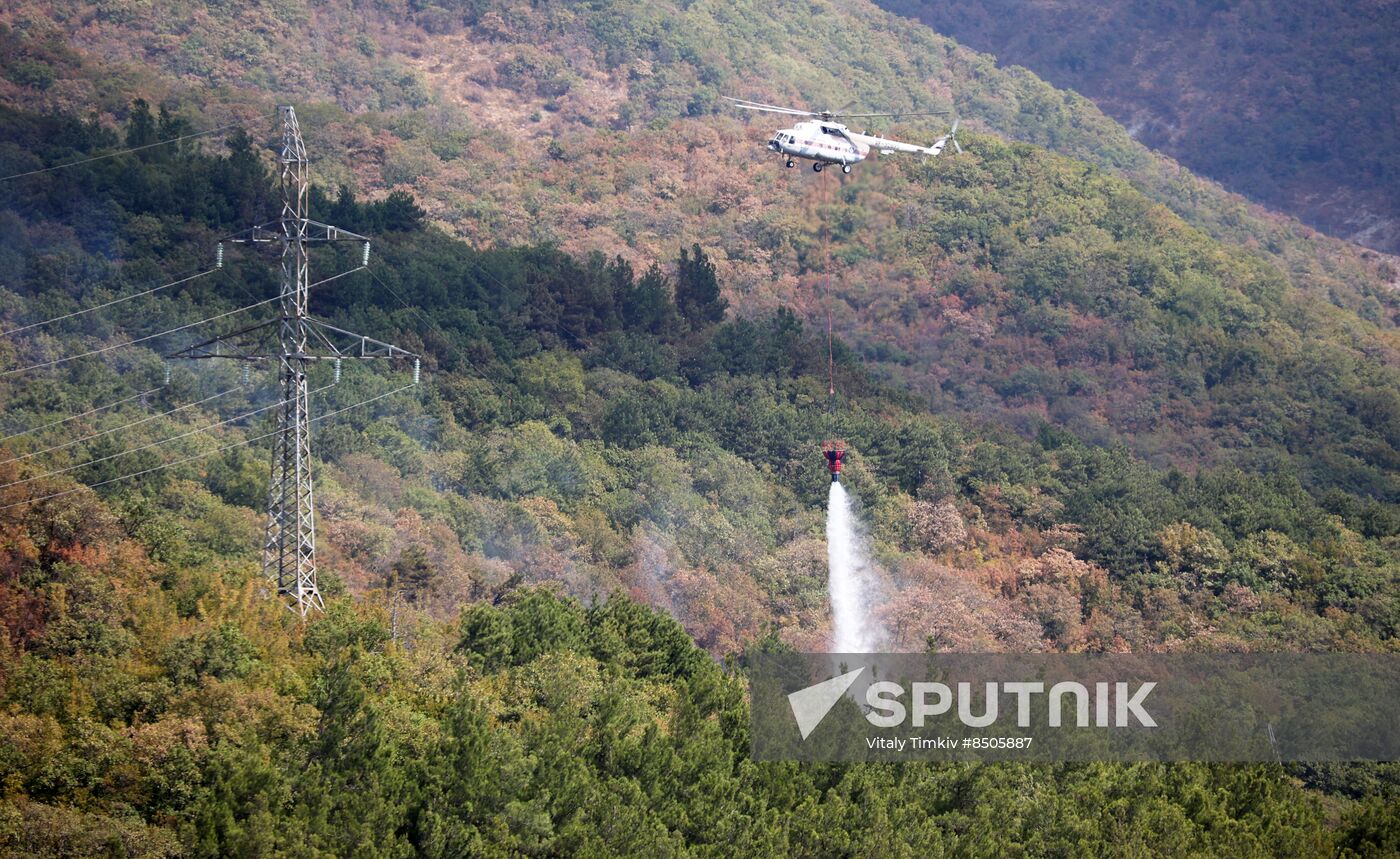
left=827, top=482, right=886, bottom=652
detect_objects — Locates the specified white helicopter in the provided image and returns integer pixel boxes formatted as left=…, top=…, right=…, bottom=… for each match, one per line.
left=725, top=96, right=962, bottom=173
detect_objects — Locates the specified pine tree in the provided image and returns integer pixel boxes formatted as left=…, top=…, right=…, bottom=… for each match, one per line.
left=124, top=98, right=158, bottom=149
left=675, top=244, right=726, bottom=327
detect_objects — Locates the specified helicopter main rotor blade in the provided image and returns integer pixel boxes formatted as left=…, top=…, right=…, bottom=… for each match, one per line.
left=723, top=96, right=818, bottom=117
left=732, top=104, right=818, bottom=118
left=723, top=96, right=803, bottom=111
left=830, top=110, right=949, bottom=119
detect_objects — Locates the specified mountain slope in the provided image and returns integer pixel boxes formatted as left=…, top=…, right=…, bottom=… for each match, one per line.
left=3, top=0, right=1397, bottom=472
left=2, top=96, right=1397, bottom=657
left=876, top=0, right=1400, bottom=253
left=1, top=0, right=1398, bottom=645
left=1, top=0, right=1389, bottom=282
left=0, top=49, right=1398, bottom=855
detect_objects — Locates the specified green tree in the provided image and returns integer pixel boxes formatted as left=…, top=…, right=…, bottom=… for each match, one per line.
left=124, top=98, right=158, bottom=149
left=675, top=244, right=726, bottom=327
left=621, top=262, right=679, bottom=337
left=391, top=544, right=438, bottom=604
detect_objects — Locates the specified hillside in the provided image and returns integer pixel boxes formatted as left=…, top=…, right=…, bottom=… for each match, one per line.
left=3, top=0, right=1397, bottom=468
left=877, top=0, right=1400, bottom=253
left=2, top=1, right=1391, bottom=274
left=0, top=2, right=1398, bottom=852
left=0, top=103, right=1392, bottom=853
left=0, top=93, right=1394, bottom=646
left=0, top=0, right=1395, bottom=658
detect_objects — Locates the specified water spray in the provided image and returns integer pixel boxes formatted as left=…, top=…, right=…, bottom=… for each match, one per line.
left=827, top=476, right=884, bottom=652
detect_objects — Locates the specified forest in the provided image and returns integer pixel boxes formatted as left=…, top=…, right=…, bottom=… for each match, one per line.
left=0, top=97, right=1397, bottom=855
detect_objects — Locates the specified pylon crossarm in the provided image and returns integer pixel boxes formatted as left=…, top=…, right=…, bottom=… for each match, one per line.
left=302, top=219, right=369, bottom=243
left=303, top=318, right=418, bottom=360
left=223, top=219, right=369, bottom=245
left=220, top=220, right=284, bottom=244
left=165, top=318, right=279, bottom=361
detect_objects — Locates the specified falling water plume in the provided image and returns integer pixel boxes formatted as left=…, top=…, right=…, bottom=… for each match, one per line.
left=827, top=481, right=884, bottom=652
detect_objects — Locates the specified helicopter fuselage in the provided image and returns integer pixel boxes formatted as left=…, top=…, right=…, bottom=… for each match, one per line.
left=768, top=121, right=868, bottom=171
left=726, top=94, right=959, bottom=171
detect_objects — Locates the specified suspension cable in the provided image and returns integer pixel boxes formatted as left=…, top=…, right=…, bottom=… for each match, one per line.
left=817, top=167, right=839, bottom=418
left=0, top=380, right=418, bottom=512
left=0, top=268, right=216, bottom=337
left=823, top=222, right=835, bottom=412
left=0, top=385, right=243, bottom=465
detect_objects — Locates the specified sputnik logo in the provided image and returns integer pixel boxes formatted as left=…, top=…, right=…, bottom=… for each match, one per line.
left=788, top=667, right=865, bottom=739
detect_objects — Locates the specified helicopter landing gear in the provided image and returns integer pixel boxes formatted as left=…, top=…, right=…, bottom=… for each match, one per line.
left=841, top=164, right=852, bottom=174
left=812, top=162, right=823, bottom=172
left=785, top=159, right=795, bottom=168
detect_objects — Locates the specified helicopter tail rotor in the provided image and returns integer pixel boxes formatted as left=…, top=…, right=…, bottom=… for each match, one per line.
left=928, top=117, right=962, bottom=156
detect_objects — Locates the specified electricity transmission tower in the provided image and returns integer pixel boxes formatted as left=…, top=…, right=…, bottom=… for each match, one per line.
left=169, top=106, right=415, bottom=615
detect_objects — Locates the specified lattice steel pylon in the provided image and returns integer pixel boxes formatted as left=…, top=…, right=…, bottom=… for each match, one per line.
left=168, top=106, right=415, bottom=615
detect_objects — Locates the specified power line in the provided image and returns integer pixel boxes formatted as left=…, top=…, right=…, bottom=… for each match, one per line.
left=0, top=268, right=215, bottom=337
left=0, top=385, right=243, bottom=465
left=0, top=265, right=364, bottom=378
left=0, top=113, right=274, bottom=183
left=366, top=267, right=496, bottom=386
left=0, top=381, right=417, bottom=512
left=313, top=381, right=417, bottom=423
left=1, top=296, right=275, bottom=378
left=0, top=393, right=301, bottom=491
left=0, top=385, right=164, bottom=443
left=0, top=427, right=281, bottom=513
